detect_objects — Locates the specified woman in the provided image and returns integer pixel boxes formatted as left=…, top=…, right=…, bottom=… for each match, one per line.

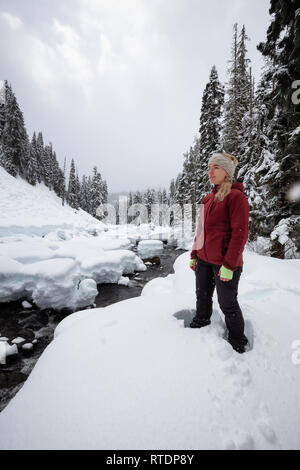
left=189, top=151, right=249, bottom=353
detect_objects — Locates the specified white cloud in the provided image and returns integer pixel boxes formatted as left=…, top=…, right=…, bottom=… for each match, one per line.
left=1, top=2, right=173, bottom=106
left=1, top=12, right=95, bottom=103
left=0, top=11, right=23, bottom=31
left=52, top=17, right=94, bottom=100
left=76, top=0, right=174, bottom=106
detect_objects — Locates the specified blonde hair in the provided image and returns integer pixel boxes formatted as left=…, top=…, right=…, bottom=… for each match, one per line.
left=214, top=152, right=238, bottom=202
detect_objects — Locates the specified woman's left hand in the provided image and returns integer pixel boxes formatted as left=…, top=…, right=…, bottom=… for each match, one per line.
left=218, top=266, right=233, bottom=282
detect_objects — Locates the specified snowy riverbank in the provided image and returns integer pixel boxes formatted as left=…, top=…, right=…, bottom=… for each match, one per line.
left=0, top=167, right=183, bottom=311
left=0, top=249, right=300, bottom=449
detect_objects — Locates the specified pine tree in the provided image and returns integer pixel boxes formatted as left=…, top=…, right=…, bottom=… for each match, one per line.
left=133, top=191, right=143, bottom=204
left=129, top=191, right=133, bottom=207
left=51, top=151, right=65, bottom=200
left=143, top=188, right=152, bottom=222
left=75, top=166, right=81, bottom=206
left=67, top=158, right=78, bottom=209
left=199, top=65, right=225, bottom=159
left=102, top=180, right=108, bottom=203
left=1, top=81, right=30, bottom=177
left=161, top=188, right=168, bottom=204
left=36, top=132, right=45, bottom=182
left=57, top=167, right=66, bottom=202
left=62, top=157, right=67, bottom=205
left=169, top=179, right=176, bottom=205
left=90, top=166, right=103, bottom=217
left=255, top=0, right=300, bottom=258
left=86, top=175, right=93, bottom=214
left=0, top=81, right=5, bottom=142
left=27, top=134, right=38, bottom=185
left=42, top=143, right=54, bottom=189
left=222, top=24, right=251, bottom=160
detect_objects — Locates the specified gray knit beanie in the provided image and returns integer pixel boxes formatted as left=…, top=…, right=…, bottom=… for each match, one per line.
left=208, top=152, right=237, bottom=180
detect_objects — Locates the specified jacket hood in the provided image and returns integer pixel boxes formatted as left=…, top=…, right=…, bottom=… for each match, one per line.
left=212, top=181, right=245, bottom=194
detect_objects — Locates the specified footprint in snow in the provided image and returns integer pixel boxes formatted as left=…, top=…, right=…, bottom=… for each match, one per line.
left=255, top=402, right=278, bottom=446
left=224, top=433, right=255, bottom=450
left=257, top=421, right=277, bottom=445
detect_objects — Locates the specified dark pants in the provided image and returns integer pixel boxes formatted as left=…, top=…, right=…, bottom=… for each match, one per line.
left=195, top=258, right=247, bottom=346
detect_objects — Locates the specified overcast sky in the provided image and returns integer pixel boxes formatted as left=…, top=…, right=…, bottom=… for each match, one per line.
left=0, top=0, right=271, bottom=193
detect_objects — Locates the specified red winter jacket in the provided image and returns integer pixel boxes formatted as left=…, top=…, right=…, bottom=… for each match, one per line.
left=190, top=182, right=249, bottom=271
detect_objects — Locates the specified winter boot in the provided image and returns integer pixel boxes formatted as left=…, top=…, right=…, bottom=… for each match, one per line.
left=189, top=316, right=211, bottom=328
left=228, top=334, right=249, bottom=354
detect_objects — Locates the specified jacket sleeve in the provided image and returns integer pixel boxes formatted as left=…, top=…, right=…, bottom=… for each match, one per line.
left=190, top=242, right=198, bottom=260
left=222, top=192, right=249, bottom=271
left=190, top=198, right=205, bottom=259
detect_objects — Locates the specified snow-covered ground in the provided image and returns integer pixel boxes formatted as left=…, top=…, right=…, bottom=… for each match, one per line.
left=0, top=250, right=299, bottom=449
left=1, top=167, right=300, bottom=450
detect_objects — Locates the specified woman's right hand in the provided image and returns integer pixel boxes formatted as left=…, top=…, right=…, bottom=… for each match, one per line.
left=190, top=259, right=196, bottom=271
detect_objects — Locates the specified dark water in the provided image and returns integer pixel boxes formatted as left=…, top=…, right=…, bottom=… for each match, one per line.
left=94, top=245, right=185, bottom=307
left=0, top=246, right=186, bottom=412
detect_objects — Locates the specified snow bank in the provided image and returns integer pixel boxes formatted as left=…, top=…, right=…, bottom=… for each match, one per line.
left=0, top=167, right=106, bottom=237
left=0, top=254, right=98, bottom=310
left=0, top=249, right=299, bottom=449
left=0, top=244, right=146, bottom=309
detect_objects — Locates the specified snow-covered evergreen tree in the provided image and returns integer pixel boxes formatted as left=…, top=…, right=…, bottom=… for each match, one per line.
left=161, top=188, right=168, bottom=205
left=169, top=179, right=176, bottom=205
left=253, top=0, right=300, bottom=258
left=79, top=174, right=88, bottom=212
left=102, top=180, right=108, bottom=204
left=26, top=134, right=38, bottom=185
left=67, top=158, right=79, bottom=209
left=62, top=157, right=67, bottom=206
left=143, top=188, right=158, bottom=221
left=0, top=82, right=5, bottom=143
left=1, top=81, right=30, bottom=177
left=75, top=166, right=81, bottom=205
left=90, top=166, right=103, bottom=217
left=36, top=132, right=45, bottom=182
left=86, top=175, right=93, bottom=214
left=199, top=65, right=224, bottom=159
left=133, top=191, right=143, bottom=204
left=222, top=24, right=251, bottom=161
left=43, top=143, right=55, bottom=189
left=51, top=151, right=65, bottom=200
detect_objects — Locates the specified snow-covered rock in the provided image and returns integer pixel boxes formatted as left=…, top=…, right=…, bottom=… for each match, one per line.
left=118, top=276, right=130, bottom=286
left=0, top=343, right=18, bottom=365
left=22, top=343, right=34, bottom=351
left=11, top=337, right=26, bottom=345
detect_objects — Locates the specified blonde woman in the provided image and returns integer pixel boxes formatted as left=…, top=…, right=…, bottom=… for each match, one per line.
left=190, top=152, right=250, bottom=353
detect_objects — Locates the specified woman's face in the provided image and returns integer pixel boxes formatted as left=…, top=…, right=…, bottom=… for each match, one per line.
left=208, top=164, right=227, bottom=185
